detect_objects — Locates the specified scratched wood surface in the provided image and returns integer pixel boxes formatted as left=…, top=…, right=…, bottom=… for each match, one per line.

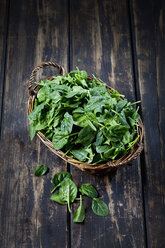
left=0, top=0, right=165, bottom=247
left=0, top=0, right=69, bottom=247
left=70, top=1, right=145, bottom=247
left=130, top=0, right=165, bottom=247
left=0, top=0, right=9, bottom=122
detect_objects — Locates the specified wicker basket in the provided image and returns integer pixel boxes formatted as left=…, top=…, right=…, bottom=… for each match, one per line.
left=27, top=62, right=144, bottom=175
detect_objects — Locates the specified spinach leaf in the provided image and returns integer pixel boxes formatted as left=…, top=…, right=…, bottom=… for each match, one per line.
left=51, top=171, right=72, bottom=193
left=94, top=130, right=104, bottom=146
left=96, top=145, right=111, bottom=153
left=73, top=195, right=85, bottom=223
left=59, top=178, right=78, bottom=212
left=92, top=198, right=109, bottom=216
left=116, top=99, right=127, bottom=112
left=71, top=148, right=88, bottom=162
left=29, top=102, right=46, bottom=121
left=30, top=123, right=36, bottom=140
left=76, top=126, right=96, bottom=146
left=52, top=130, right=69, bottom=150
left=50, top=192, right=67, bottom=205
left=61, top=112, right=73, bottom=133
left=34, top=165, right=49, bottom=177
left=85, top=96, right=106, bottom=113
left=79, top=183, right=98, bottom=198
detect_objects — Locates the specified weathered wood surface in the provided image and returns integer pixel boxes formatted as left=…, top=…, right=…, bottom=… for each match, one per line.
left=131, top=0, right=165, bottom=247
left=0, top=0, right=9, bottom=122
left=70, top=0, right=145, bottom=247
left=0, top=0, right=69, bottom=247
left=0, top=0, right=165, bottom=247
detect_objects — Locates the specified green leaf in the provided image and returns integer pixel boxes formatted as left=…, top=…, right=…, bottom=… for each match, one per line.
left=59, top=178, right=78, bottom=213
left=127, top=135, right=140, bottom=150
left=79, top=184, right=98, bottom=198
left=30, top=123, right=36, bottom=140
left=85, top=96, right=106, bottom=113
left=116, top=99, right=127, bottom=112
left=61, top=112, right=73, bottom=133
left=96, top=145, right=110, bottom=153
left=86, top=146, right=95, bottom=163
left=35, top=119, right=48, bottom=131
left=52, top=130, right=69, bottom=150
left=37, top=86, right=48, bottom=102
left=92, top=198, right=109, bottom=216
left=71, top=148, right=88, bottom=161
left=29, top=102, right=45, bottom=121
left=50, top=192, right=67, bottom=205
left=65, top=86, right=86, bottom=98
left=73, top=195, right=85, bottom=223
left=122, top=131, right=133, bottom=144
left=94, top=130, right=104, bottom=146
left=76, top=126, right=96, bottom=146
left=34, top=165, right=49, bottom=177
left=51, top=171, right=72, bottom=193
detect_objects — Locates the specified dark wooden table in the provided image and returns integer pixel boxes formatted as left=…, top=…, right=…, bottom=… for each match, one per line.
left=0, top=0, right=165, bottom=247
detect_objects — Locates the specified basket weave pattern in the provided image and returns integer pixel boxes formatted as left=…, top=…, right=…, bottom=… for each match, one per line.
left=27, top=62, right=144, bottom=174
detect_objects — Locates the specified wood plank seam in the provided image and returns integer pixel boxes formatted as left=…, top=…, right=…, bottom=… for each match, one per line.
left=128, top=1, right=148, bottom=247
left=0, top=0, right=10, bottom=130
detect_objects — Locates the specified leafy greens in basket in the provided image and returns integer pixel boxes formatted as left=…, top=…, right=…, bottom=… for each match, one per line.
left=29, top=69, right=140, bottom=164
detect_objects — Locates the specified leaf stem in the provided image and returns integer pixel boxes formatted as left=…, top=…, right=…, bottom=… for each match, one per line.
left=130, top=100, right=141, bottom=106
left=68, top=202, right=71, bottom=213
left=111, top=109, right=120, bottom=116
left=68, top=132, right=79, bottom=137
left=80, top=195, right=82, bottom=206
left=51, top=187, right=56, bottom=194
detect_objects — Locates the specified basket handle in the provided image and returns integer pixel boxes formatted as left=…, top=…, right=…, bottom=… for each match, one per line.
left=28, top=61, right=65, bottom=95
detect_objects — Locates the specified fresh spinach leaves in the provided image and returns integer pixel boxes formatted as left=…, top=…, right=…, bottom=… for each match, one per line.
left=51, top=171, right=72, bottom=193
left=49, top=171, right=109, bottom=223
left=29, top=69, right=140, bottom=164
left=92, top=198, right=109, bottom=217
left=51, top=177, right=77, bottom=213
left=73, top=195, right=85, bottom=223
left=59, top=178, right=78, bottom=212
left=79, top=183, right=98, bottom=198
left=34, top=165, right=49, bottom=177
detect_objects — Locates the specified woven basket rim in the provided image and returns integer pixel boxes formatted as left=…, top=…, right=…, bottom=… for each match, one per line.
left=27, top=62, right=144, bottom=174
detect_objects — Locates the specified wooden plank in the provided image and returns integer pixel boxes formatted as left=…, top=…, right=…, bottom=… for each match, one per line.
left=70, top=0, right=145, bottom=247
left=131, top=0, right=165, bottom=247
left=0, top=0, right=9, bottom=120
left=0, top=0, right=69, bottom=247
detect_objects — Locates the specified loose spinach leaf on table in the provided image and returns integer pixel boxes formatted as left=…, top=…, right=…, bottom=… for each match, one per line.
left=29, top=69, right=141, bottom=164
left=61, top=178, right=78, bottom=212
left=34, top=165, right=49, bottom=177
left=79, top=183, right=98, bottom=198
left=50, top=192, right=67, bottom=205
left=50, top=178, right=77, bottom=212
left=92, top=198, right=109, bottom=217
left=51, top=171, right=72, bottom=193
left=49, top=171, right=109, bottom=223
left=73, top=195, right=85, bottom=223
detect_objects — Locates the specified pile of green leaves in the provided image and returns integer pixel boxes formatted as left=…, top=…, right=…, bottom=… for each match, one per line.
left=29, top=69, right=140, bottom=164
left=49, top=171, right=109, bottom=222
left=34, top=166, right=108, bottom=222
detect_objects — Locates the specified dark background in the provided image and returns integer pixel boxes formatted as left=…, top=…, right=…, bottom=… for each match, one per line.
left=0, top=0, right=165, bottom=247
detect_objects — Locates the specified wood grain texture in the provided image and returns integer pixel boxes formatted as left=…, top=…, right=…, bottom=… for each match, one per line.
left=0, top=0, right=9, bottom=121
left=0, top=0, right=69, bottom=247
left=70, top=0, right=145, bottom=247
left=131, top=0, right=165, bottom=247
